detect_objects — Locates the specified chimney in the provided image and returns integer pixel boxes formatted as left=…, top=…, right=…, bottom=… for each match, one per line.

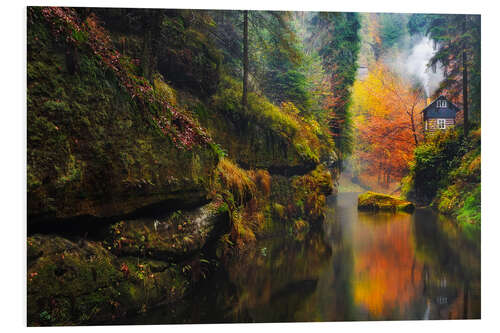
left=426, top=97, right=431, bottom=105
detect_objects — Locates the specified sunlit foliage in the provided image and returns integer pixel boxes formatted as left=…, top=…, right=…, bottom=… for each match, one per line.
left=350, top=62, right=425, bottom=188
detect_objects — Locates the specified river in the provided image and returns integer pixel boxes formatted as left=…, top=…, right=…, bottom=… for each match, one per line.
left=121, top=191, right=481, bottom=324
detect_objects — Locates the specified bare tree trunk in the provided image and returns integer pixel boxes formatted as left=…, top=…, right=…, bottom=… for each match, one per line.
left=463, top=16, right=469, bottom=138
left=378, top=162, right=382, bottom=185
left=410, top=111, right=419, bottom=147
left=142, top=29, right=152, bottom=82
left=141, top=11, right=162, bottom=84
left=65, top=44, right=79, bottom=75
left=242, top=10, right=249, bottom=110
left=65, top=8, right=93, bottom=75
left=463, top=50, right=469, bottom=138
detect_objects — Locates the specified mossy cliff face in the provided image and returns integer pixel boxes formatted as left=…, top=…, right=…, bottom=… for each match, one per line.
left=267, top=165, right=335, bottom=234
left=190, top=75, right=334, bottom=175
left=208, top=159, right=336, bottom=250
left=27, top=9, right=224, bottom=325
left=28, top=9, right=219, bottom=221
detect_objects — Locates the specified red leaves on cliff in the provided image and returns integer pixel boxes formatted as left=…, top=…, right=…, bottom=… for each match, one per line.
left=41, top=7, right=82, bottom=43
left=41, top=7, right=211, bottom=150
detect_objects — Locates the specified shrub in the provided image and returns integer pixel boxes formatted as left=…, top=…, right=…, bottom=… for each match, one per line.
left=402, top=126, right=481, bottom=227
left=456, top=184, right=481, bottom=226
left=216, top=157, right=256, bottom=205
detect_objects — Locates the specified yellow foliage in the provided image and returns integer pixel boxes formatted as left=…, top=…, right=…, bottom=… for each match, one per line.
left=280, top=101, right=301, bottom=115
left=248, top=169, right=271, bottom=195
left=470, top=127, right=481, bottom=141
left=272, top=203, right=286, bottom=220
left=216, top=157, right=256, bottom=203
left=231, top=208, right=256, bottom=245
left=468, top=155, right=481, bottom=175
left=293, top=219, right=308, bottom=232
left=351, top=62, right=426, bottom=120
left=350, top=61, right=426, bottom=185
left=214, top=158, right=273, bottom=249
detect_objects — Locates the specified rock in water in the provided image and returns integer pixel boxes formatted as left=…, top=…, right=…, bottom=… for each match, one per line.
left=357, top=191, right=415, bottom=213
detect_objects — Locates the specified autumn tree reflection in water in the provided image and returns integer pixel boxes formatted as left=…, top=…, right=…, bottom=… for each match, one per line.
left=349, top=206, right=479, bottom=320
left=352, top=212, right=423, bottom=318
left=118, top=193, right=480, bottom=324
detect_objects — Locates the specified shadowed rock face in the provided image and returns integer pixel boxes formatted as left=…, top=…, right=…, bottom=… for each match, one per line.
left=28, top=234, right=189, bottom=325
left=27, top=200, right=229, bottom=326
left=107, top=200, right=230, bottom=260
left=358, top=191, right=415, bottom=213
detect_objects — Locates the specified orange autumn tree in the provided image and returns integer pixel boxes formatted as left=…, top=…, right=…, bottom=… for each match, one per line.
left=351, top=62, right=425, bottom=188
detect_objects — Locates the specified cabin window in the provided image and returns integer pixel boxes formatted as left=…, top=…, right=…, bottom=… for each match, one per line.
left=425, top=121, right=428, bottom=131
left=438, top=119, right=446, bottom=129
left=437, top=100, right=447, bottom=108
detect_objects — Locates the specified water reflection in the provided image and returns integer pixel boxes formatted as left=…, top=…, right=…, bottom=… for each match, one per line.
left=123, top=192, right=480, bottom=324
left=352, top=211, right=423, bottom=319
left=412, top=209, right=481, bottom=319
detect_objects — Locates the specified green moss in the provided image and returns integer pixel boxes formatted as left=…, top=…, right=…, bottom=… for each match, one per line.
left=27, top=234, right=192, bottom=326
left=217, top=201, right=229, bottom=215
left=201, top=74, right=334, bottom=172
left=153, top=76, right=177, bottom=106
left=262, top=164, right=336, bottom=236
left=27, top=14, right=219, bottom=220
left=437, top=184, right=461, bottom=215
left=455, top=184, right=481, bottom=226
left=358, top=191, right=415, bottom=213
left=403, top=127, right=480, bottom=228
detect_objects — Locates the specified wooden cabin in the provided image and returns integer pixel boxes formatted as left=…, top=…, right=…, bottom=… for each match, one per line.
left=422, top=96, right=459, bottom=133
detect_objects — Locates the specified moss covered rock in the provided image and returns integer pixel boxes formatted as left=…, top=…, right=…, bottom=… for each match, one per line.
left=27, top=235, right=191, bottom=326
left=106, top=200, right=229, bottom=259
left=191, top=75, right=336, bottom=175
left=263, top=164, right=336, bottom=236
left=358, top=191, right=415, bottom=213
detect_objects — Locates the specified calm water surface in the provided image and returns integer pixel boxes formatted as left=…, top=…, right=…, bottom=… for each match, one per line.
left=125, top=192, right=480, bottom=324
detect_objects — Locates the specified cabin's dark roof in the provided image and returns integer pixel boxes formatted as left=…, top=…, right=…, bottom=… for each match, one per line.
left=421, top=95, right=459, bottom=119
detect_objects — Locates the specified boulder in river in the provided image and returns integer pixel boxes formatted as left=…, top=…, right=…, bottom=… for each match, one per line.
left=357, top=191, right=415, bottom=213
